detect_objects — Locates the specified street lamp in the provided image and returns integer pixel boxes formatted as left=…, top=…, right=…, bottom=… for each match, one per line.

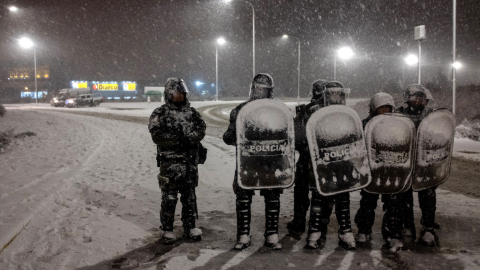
left=282, top=35, right=301, bottom=99
left=9, top=6, right=18, bottom=12
left=215, top=37, right=226, bottom=101
left=18, top=37, right=38, bottom=103
left=334, top=47, right=354, bottom=81
left=224, top=0, right=255, bottom=77
left=402, top=54, right=418, bottom=86
left=452, top=61, right=462, bottom=69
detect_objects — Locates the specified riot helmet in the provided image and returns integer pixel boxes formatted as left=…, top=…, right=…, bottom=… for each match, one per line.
left=165, top=77, right=189, bottom=105
left=311, top=80, right=329, bottom=101
left=369, top=92, right=395, bottom=115
left=311, top=80, right=346, bottom=106
left=404, top=84, right=427, bottom=110
left=249, top=73, right=274, bottom=100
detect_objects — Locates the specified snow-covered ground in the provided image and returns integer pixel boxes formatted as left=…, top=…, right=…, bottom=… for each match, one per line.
left=1, top=101, right=480, bottom=270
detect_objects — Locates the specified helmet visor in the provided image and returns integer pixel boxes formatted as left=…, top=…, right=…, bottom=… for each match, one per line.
left=324, top=88, right=346, bottom=105
left=250, top=84, right=273, bottom=99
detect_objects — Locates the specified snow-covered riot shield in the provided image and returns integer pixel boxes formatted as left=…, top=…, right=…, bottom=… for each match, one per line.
left=364, top=114, right=416, bottom=194
left=306, top=105, right=371, bottom=196
left=236, top=99, right=295, bottom=189
left=413, top=109, right=455, bottom=191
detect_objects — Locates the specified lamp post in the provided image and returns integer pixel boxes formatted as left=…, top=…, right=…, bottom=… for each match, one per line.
left=19, top=37, right=37, bottom=103
left=225, top=0, right=255, bottom=77
left=414, top=25, right=426, bottom=84
left=334, top=47, right=354, bottom=81
left=452, top=61, right=461, bottom=113
left=215, top=37, right=226, bottom=102
left=452, top=0, right=457, bottom=114
left=282, top=35, right=301, bottom=99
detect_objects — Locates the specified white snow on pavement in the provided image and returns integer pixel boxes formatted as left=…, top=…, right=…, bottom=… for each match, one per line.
left=1, top=102, right=480, bottom=270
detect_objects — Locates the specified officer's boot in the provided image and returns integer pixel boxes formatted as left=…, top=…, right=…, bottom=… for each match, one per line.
left=287, top=181, right=309, bottom=233
left=234, top=195, right=252, bottom=250
left=419, top=187, right=437, bottom=247
left=160, top=190, right=178, bottom=244
left=180, top=189, right=202, bottom=242
left=264, top=191, right=282, bottom=250
left=382, top=194, right=403, bottom=252
left=336, top=193, right=356, bottom=250
left=306, top=191, right=328, bottom=249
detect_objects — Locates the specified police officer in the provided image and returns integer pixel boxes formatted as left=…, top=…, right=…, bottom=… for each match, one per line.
left=223, top=73, right=283, bottom=250
left=290, top=80, right=356, bottom=250
left=354, top=92, right=404, bottom=252
left=397, top=84, right=438, bottom=246
left=148, top=78, right=206, bottom=244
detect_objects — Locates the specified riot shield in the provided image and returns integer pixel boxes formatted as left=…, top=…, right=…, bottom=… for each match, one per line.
left=236, top=99, right=295, bottom=189
left=413, top=109, right=455, bottom=191
left=364, top=114, right=415, bottom=194
left=306, top=105, right=371, bottom=196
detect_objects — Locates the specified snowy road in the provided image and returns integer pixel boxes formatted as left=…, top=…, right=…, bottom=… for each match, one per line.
left=1, top=102, right=480, bottom=270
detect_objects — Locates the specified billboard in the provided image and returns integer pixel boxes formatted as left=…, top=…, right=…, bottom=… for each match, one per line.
left=70, top=81, right=136, bottom=92
left=96, top=83, right=118, bottom=91
left=72, top=81, right=88, bottom=89
left=123, top=82, right=136, bottom=91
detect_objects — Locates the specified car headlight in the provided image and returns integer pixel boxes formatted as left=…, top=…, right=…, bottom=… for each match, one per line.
left=54, top=100, right=58, bottom=103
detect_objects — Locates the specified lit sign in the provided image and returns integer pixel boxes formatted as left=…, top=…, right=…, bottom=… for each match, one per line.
left=72, top=81, right=88, bottom=89
left=97, top=83, right=118, bottom=91
left=123, top=82, right=136, bottom=91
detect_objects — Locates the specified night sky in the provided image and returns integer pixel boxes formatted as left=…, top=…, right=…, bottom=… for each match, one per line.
left=1, top=0, right=479, bottom=97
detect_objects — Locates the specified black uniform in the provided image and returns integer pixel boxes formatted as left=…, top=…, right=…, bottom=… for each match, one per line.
left=292, top=80, right=353, bottom=249
left=223, top=73, right=282, bottom=249
left=148, top=79, right=206, bottom=236
left=354, top=114, right=403, bottom=241
left=396, top=103, right=436, bottom=238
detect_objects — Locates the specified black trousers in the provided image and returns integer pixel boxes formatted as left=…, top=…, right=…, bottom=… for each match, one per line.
left=401, top=186, right=437, bottom=233
left=354, top=190, right=403, bottom=240
left=160, top=188, right=197, bottom=232
left=308, top=190, right=352, bottom=235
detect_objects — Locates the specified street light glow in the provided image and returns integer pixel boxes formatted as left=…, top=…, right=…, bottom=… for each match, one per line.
left=217, top=37, right=226, bottom=45
left=337, top=47, right=354, bottom=60
left=452, top=61, right=462, bottom=69
left=195, top=81, right=204, bottom=86
left=19, top=37, right=34, bottom=49
left=9, top=6, right=18, bottom=12
left=405, top=54, right=418, bottom=66
left=282, top=34, right=288, bottom=39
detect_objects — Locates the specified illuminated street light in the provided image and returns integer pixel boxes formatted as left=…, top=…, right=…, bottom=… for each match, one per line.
left=9, top=6, right=18, bottom=12
left=215, top=37, right=227, bottom=101
left=282, top=34, right=301, bottom=99
left=334, top=47, right=354, bottom=80
left=225, top=0, right=255, bottom=77
left=402, top=54, right=419, bottom=87
left=337, top=47, right=354, bottom=60
left=18, top=37, right=38, bottom=103
left=195, top=81, right=205, bottom=86
left=405, top=54, right=418, bottom=66
left=217, top=37, right=226, bottom=46
left=452, top=61, right=462, bottom=69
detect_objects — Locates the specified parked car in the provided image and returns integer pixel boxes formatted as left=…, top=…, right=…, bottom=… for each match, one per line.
left=65, top=93, right=103, bottom=108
